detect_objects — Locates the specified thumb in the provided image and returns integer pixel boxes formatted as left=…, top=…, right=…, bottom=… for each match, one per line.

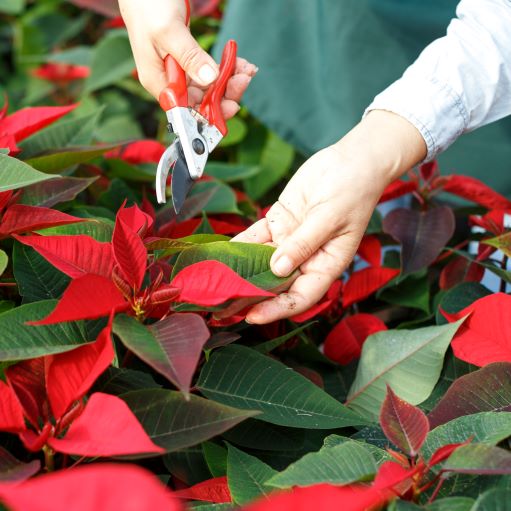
left=163, top=21, right=219, bottom=86
left=270, top=214, right=331, bottom=277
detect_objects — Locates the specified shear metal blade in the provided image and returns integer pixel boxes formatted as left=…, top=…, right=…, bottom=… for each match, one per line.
left=171, top=142, right=194, bottom=214
left=155, top=142, right=179, bottom=204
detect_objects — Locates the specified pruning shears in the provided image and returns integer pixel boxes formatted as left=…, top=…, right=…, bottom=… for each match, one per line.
left=155, top=0, right=238, bottom=213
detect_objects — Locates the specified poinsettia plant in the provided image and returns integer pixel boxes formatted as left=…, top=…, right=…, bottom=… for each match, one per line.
left=2, top=1, right=511, bottom=511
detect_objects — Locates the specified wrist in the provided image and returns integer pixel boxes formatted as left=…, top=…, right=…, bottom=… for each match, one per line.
left=332, top=110, right=427, bottom=188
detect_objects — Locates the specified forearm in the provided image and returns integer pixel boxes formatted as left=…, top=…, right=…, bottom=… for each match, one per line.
left=332, top=110, right=427, bottom=191
left=365, top=0, right=511, bottom=162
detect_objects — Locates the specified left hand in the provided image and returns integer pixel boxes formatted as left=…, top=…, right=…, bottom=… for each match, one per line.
left=232, top=110, right=427, bottom=324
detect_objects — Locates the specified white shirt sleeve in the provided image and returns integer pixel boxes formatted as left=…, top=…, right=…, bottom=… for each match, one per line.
left=364, top=0, right=511, bottom=162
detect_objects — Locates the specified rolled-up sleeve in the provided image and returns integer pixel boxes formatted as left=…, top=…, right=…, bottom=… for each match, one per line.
left=364, top=0, right=511, bottom=161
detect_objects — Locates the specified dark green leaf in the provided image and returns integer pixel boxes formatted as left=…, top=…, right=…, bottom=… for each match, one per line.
left=227, top=444, right=276, bottom=505
left=471, top=489, right=511, bottom=510
left=266, top=438, right=377, bottom=489
left=121, top=389, right=258, bottom=452
left=92, top=367, right=161, bottom=396
left=425, top=497, right=474, bottom=511
left=0, top=300, right=95, bottom=360
left=197, top=345, right=367, bottom=429
left=202, top=442, right=227, bottom=478
left=13, top=240, right=70, bottom=302
left=444, top=444, right=511, bottom=475
left=205, top=163, right=259, bottom=182
left=422, top=412, right=511, bottom=461
left=85, top=30, right=135, bottom=92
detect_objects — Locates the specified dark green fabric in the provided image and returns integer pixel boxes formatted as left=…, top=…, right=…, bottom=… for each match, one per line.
left=216, top=0, right=511, bottom=194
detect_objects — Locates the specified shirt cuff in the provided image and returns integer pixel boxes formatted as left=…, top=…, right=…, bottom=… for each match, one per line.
left=363, top=74, right=469, bottom=162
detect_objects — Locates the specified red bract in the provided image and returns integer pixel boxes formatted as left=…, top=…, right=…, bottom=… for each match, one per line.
left=0, top=464, right=182, bottom=511
left=13, top=234, right=114, bottom=278
left=469, top=209, right=511, bottom=235
left=0, top=102, right=77, bottom=155
left=343, top=267, right=399, bottom=308
left=30, top=274, right=128, bottom=325
left=443, top=293, right=511, bottom=366
left=378, top=161, right=511, bottom=210
left=243, top=484, right=388, bottom=511
left=105, top=140, right=166, bottom=164
left=33, top=63, right=90, bottom=82
left=0, top=202, right=84, bottom=239
left=0, top=324, right=162, bottom=458
left=324, top=313, right=387, bottom=365
left=439, top=255, right=485, bottom=290
left=357, top=235, right=382, bottom=267
left=171, top=260, right=275, bottom=306
left=174, top=476, right=231, bottom=503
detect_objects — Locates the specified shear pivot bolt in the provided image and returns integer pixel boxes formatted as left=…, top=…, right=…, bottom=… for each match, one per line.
left=192, top=138, right=205, bottom=155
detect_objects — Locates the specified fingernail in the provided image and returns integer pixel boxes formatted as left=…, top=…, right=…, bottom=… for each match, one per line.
left=198, top=64, right=217, bottom=84
left=272, top=255, right=294, bottom=277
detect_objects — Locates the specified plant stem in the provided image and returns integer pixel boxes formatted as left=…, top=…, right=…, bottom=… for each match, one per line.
left=427, top=476, right=446, bottom=504
left=500, top=255, right=508, bottom=293
left=42, top=445, right=55, bottom=472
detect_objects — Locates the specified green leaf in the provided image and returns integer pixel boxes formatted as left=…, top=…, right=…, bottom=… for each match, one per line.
left=421, top=412, right=511, bottom=461
left=106, top=159, right=155, bottom=183
left=19, top=176, right=98, bottom=208
left=18, top=109, right=103, bottom=158
left=0, top=154, right=57, bottom=192
left=202, top=442, right=227, bottom=478
left=120, top=389, right=258, bottom=452
left=219, top=117, right=248, bottom=147
left=46, top=45, right=92, bottom=66
left=244, top=132, right=294, bottom=200
left=13, top=240, right=70, bottom=302
left=483, top=233, right=511, bottom=258
left=346, top=321, right=463, bottom=421
left=205, top=162, right=260, bottom=182
left=266, top=438, right=377, bottom=489
left=0, top=300, right=95, bottom=361
left=172, top=241, right=290, bottom=292
left=25, top=145, right=115, bottom=173
left=188, top=181, right=240, bottom=215
left=378, top=270, right=430, bottom=313
left=85, top=30, right=135, bottom=92
left=197, top=344, right=367, bottom=429
left=471, top=489, right=511, bottom=510
left=254, top=322, right=317, bottom=353
left=425, top=497, right=474, bottom=511
left=37, top=219, right=113, bottom=242
left=0, top=0, right=25, bottom=14
left=0, top=250, right=7, bottom=277
left=436, top=282, right=492, bottom=325
left=93, top=367, right=161, bottom=396
left=226, top=444, right=277, bottom=505
left=323, top=435, right=392, bottom=466
left=444, top=444, right=511, bottom=475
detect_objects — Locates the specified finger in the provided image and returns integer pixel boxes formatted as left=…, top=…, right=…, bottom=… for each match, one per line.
left=269, top=209, right=333, bottom=277
left=131, top=42, right=169, bottom=99
left=188, top=85, right=204, bottom=107
left=225, top=74, right=252, bottom=103
left=220, top=100, right=241, bottom=120
left=235, top=57, right=258, bottom=77
left=231, top=218, right=272, bottom=244
left=246, top=271, right=334, bottom=324
left=158, top=21, right=219, bottom=87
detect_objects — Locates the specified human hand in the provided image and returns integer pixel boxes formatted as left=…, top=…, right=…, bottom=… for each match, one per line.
left=119, top=0, right=257, bottom=117
left=233, top=111, right=427, bottom=324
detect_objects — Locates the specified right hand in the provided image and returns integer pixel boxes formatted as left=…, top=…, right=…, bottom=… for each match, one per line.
left=119, top=0, right=257, bottom=118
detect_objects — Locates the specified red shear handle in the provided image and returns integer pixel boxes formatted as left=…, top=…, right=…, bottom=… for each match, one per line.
left=158, top=0, right=191, bottom=111
left=199, top=39, right=238, bottom=136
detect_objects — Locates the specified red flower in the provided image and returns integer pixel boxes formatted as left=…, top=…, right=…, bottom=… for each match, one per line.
left=0, top=99, right=77, bottom=155
left=33, top=63, right=90, bottom=82
left=379, top=161, right=511, bottom=210
left=0, top=322, right=163, bottom=457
